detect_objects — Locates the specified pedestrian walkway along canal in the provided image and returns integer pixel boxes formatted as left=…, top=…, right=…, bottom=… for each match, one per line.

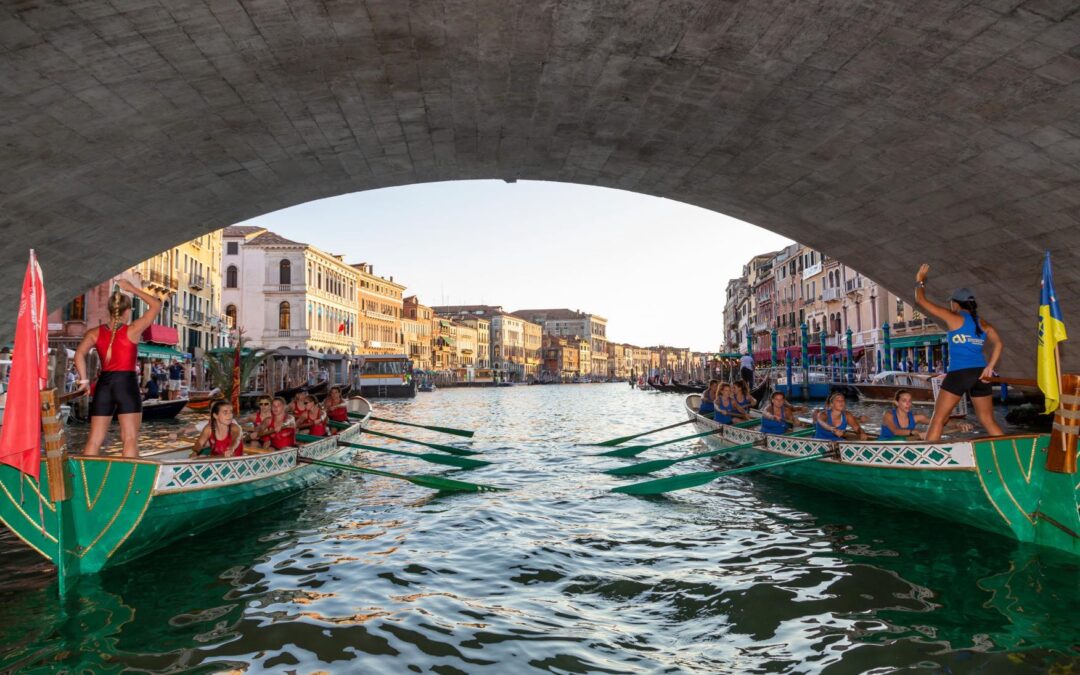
left=0, top=384, right=1075, bottom=672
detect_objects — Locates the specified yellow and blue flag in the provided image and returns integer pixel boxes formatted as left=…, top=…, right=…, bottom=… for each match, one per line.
left=1038, top=251, right=1068, bottom=413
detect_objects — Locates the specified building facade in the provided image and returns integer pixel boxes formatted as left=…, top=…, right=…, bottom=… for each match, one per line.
left=354, top=263, right=405, bottom=356
left=221, top=226, right=359, bottom=354
left=402, top=295, right=433, bottom=371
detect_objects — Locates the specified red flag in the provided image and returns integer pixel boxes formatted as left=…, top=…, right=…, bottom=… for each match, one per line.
left=337, top=321, right=346, bottom=333
left=230, top=336, right=241, bottom=414
left=0, top=251, right=49, bottom=479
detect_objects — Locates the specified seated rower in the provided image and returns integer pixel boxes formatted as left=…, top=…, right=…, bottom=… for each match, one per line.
left=190, top=401, right=244, bottom=458
left=240, top=396, right=273, bottom=445
left=760, top=391, right=797, bottom=435
left=257, top=397, right=297, bottom=450
left=698, top=380, right=719, bottom=417
left=324, top=386, right=349, bottom=428
left=879, top=390, right=972, bottom=442
left=299, top=393, right=328, bottom=436
left=713, top=383, right=738, bottom=425
left=290, top=392, right=307, bottom=421
left=732, top=380, right=757, bottom=420
left=814, top=392, right=867, bottom=441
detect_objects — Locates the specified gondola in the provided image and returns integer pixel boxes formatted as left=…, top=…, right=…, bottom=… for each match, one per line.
left=0, top=397, right=372, bottom=593
left=137, top=398, right=188, bottom=420
left=680, top=394, right=1078, bottom=557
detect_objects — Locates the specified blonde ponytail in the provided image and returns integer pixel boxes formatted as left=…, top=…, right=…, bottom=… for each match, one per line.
left=102, top=285, right=132, bottom=368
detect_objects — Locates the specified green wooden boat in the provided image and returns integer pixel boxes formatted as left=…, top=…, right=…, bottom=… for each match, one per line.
left=0, top=397, right=372, bottom=594
left=683, top=395, right=1079, bottom=557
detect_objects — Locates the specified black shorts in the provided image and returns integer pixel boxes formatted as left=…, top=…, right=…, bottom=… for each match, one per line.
left=940, top=367, right=993, bottom=398
left=90, top=371, right=143, bottom=417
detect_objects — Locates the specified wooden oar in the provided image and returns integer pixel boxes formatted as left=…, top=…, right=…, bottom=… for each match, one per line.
left=593, top=419, right=763, bottom=459
left=605, top=428, right=815, bottom=476
left=585, top=419, right=695, bottom=447
left=328, top=420, right=480, bottom=456
left=296, top=433, right=489, bottom=470
left=348, top=412, right=475, bottom=438
left=611, top=449, right=832, bottom=495
left=298, top=457, right=506, bottom=493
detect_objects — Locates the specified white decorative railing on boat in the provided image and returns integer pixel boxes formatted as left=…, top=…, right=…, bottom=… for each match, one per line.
left=155, top=450, right=296, bottom=493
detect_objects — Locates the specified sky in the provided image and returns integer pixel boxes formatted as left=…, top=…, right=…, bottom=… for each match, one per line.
left=234, top=180, right=793, bottom=353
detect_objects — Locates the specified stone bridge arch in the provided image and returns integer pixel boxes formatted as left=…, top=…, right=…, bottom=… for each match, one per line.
left=2, top=1, right=1079, bottom=375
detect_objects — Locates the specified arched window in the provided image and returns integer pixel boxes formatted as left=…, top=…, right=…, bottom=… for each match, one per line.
left=226, top=265, right=238, bottom=288
left=225, top=304, right=237, bottom=328
left=279, top=302, right=291, bottom=330
left=279, top=259, right=291, bottom=285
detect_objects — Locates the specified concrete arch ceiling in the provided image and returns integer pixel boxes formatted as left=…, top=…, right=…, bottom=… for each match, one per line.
left=2, top=1, right=1079, bottom=375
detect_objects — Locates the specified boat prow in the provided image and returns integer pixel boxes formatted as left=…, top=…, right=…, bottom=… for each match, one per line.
left=682, top=395, right=1079, bottom=557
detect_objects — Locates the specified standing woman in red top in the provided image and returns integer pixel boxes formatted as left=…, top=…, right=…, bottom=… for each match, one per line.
left=74, top=278, right=162, bottom=458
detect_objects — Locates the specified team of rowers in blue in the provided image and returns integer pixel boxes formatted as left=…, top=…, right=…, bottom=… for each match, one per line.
left=698, top=263, right=1004, bottom=443
left=698, top=384, right=972, bottom=442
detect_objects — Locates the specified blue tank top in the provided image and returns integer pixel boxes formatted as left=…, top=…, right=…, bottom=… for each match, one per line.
left=760, top=404, right=790, bottom=435
left=713, top=397, right=735, bottom=425
left=878, top=408, right=916, bottom=440
left=947, top=312, right=987, bottom=372
left=698, top=396, right=715, bottom=415
left=814, top=409, right=848, bottom=440
left=734, top=394, right=751, bottom=411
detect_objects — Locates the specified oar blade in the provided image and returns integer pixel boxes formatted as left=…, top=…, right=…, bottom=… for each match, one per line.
left=604, top=458, right=677, bottom=476
left=611, top=471, right=721, bottom=495
left=593, top=445, right=649, bottom=458
left=408, top=475, right=508, bottom=493
left=414, top=453, right=490, bottom=470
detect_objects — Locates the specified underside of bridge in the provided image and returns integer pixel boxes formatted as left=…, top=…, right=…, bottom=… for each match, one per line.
left=2, top=1, right=1079, bottom=374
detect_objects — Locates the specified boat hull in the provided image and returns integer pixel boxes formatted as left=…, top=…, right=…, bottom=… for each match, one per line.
left=683, top=394, right=1079, bottom=556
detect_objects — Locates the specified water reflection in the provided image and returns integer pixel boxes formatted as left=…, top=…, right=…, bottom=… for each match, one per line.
left=0, top=385, right=1075, bottom=673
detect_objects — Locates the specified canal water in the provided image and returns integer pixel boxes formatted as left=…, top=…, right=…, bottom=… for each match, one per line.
left=0, top=384, right=1076, bottom=673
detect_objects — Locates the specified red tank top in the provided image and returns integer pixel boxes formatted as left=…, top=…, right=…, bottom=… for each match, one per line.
left=253, top=411, right=264, bottom=425
left=269, top=421, right=296, bottom=449
left=309, top=410, right=327, bottom=436
left=96, top=324, right=138, bottom=372
left=207, top=426, right=239, bottom=457
left=327, top=404, right=348, bottom=423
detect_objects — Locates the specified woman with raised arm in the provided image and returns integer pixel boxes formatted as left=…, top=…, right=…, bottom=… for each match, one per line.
left=74, top=278, right=162, bottom=458
left=914, top=264, right=1004, bottom=441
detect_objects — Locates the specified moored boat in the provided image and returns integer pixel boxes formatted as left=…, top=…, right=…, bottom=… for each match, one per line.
left=682, top=394, right=1079, bottom=556
left=0, top=396, right=372, bottom=592
left=852, top=371, right=937, bottom=404
left=134, top=397, right=188, bottom=420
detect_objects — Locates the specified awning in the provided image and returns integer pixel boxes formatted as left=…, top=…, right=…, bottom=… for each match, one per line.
left=439, top=320, right=451, bottom=328
left=887, top=333, right=945, bottom=350
left=142, top=324, right=178, bottom=346
left=137, top=344, right=186, bottom=360
left=441, top=337, right=456, bottom=347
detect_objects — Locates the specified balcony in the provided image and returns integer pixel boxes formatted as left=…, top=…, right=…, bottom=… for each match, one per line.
left=845, top=277, right=866, bottom=294
left=184, top=309, right=205, bottom=326
left=822, top=287, right=843, bottom=302
left=147, top=270, right=178, bottom=291
left=189, top=273, right=205, bottom=290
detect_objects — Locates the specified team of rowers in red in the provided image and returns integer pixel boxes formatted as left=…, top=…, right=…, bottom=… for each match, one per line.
left=187, top=386, right=351, bottom=459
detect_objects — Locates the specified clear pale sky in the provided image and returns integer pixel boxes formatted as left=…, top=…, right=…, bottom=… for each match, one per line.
left=234, top=180, right=793, bottom=352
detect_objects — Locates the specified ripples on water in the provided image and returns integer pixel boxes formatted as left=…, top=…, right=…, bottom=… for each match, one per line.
left=0, top=384, right=1077, bottom=673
